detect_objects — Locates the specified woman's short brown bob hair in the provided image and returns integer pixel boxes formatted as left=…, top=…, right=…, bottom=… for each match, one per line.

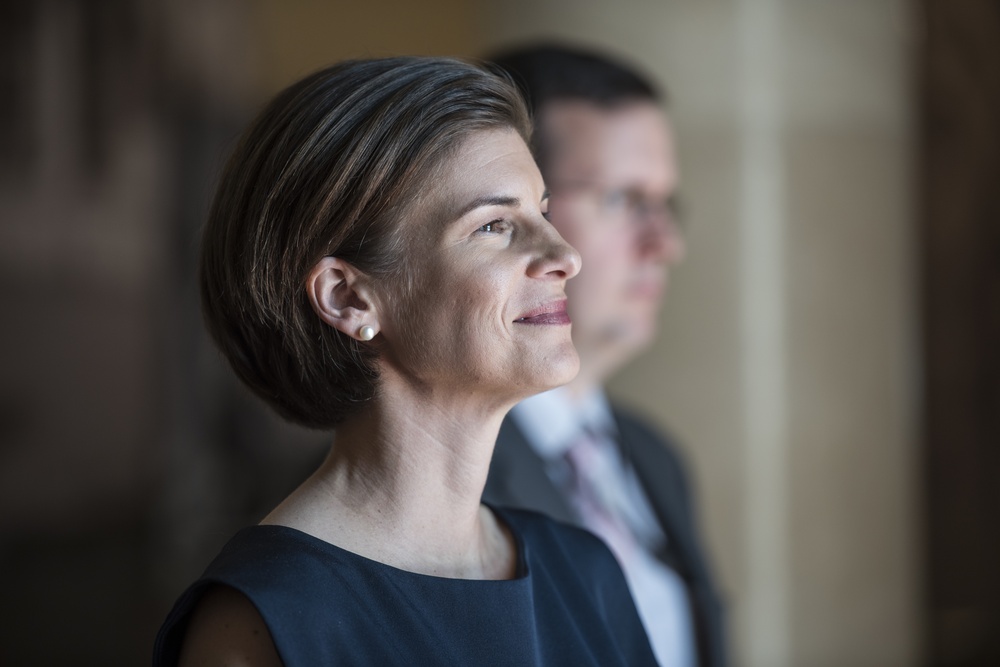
left=200, top=57, right=531, bottom=429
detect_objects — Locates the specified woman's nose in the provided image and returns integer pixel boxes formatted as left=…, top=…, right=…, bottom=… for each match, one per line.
left=528, top=226, right=582, bottom=280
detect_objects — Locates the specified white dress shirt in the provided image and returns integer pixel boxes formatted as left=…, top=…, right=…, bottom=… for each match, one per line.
left=510, top=387, right=696, bottom=667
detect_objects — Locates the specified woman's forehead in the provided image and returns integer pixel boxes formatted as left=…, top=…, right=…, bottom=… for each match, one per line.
left=418, top=129, right=541, bottom=221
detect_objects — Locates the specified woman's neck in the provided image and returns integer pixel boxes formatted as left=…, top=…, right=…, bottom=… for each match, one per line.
left=262, top=384, right=516, bottom=580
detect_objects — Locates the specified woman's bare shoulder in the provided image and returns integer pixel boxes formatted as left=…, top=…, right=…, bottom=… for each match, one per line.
left=177, top=585, right=283, bottom=667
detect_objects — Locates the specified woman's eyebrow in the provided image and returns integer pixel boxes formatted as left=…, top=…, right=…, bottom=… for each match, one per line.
left=453, top=194, right=521, bottom=219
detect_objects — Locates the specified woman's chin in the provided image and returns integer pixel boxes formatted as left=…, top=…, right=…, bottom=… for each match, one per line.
left=527, top=346, right=580, bottom=395
left=489, top=344, right=580, bottom=406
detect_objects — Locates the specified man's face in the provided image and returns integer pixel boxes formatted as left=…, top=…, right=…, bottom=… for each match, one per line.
left=540, top=100, right=685, bottom=380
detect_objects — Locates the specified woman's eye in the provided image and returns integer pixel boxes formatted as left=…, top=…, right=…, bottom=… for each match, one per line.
left=477, top=219, right=508, bottom=234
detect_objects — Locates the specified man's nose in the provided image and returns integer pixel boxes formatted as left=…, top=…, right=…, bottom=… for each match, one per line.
left=637, top=206, right=685, bottom=263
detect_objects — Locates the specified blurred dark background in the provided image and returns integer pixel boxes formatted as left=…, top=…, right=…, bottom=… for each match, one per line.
left=921, top=2, right=1000, bottom=665
left=0, top=1, right=997, bottom=665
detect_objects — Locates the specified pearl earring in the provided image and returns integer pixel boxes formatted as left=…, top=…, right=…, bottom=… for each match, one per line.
left=358, top=325, right=376, bottom=341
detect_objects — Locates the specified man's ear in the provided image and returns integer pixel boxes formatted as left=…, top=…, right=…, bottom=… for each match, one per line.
left=305, top=257, right=380, bottom=341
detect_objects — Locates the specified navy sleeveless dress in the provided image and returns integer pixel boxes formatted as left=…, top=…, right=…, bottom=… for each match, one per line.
left=154, top=506, right=657, bottom=666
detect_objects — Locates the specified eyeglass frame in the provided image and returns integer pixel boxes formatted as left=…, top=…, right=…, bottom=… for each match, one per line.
left=545, top=181, right=685, bottom=233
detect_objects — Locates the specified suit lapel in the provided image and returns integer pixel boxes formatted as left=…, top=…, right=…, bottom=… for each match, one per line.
left=614, top=410, right=702, bottom=583
left=487, top=417, right=578, bottom=526
left=614, top=409, right=725, bottom=666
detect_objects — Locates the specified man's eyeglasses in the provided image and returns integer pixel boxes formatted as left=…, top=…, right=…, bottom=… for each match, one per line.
left=549, top=182, right=684, bottom=231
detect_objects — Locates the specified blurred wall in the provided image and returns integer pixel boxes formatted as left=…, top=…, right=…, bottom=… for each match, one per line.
left=476, top=1, right=920, bottom=666
left=0, top=2, right=266, bottom=663
left=252, top=0, right=476, bottom=94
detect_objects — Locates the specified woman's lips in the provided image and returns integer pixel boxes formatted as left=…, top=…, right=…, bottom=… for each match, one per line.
left=515, top=300, right=571, bottom=325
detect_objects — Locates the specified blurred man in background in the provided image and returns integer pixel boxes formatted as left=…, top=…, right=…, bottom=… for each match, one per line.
left=483, top=44, right=726, bottom=667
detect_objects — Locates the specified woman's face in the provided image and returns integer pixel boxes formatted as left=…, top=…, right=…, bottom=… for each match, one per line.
left=378, top=128, right=582, bottom=405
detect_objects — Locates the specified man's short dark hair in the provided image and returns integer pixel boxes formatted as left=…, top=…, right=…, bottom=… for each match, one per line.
left=487, top=43, right=662, bottom=115
left=486, top=43, right=663, bottom=171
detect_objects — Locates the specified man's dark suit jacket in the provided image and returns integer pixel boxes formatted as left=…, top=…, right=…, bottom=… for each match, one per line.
left=483, top=405, right=727, bottom=667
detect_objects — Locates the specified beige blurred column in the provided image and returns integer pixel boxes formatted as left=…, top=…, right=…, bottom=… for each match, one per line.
left=477, top=1, right=920, bottom=666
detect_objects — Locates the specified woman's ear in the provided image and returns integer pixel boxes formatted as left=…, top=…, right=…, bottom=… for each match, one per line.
left=305, top=257, right=380, bottom=341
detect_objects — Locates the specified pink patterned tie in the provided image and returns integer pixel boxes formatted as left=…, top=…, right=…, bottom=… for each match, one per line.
left=563, top=430, right=640, bottom=566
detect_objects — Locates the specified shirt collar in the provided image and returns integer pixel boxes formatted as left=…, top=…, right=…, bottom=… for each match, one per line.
left=509, top=386, right=617, bottom=460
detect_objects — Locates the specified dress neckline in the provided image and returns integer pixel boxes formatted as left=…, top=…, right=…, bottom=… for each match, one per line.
left=247, top=505, right=529, bottom=583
